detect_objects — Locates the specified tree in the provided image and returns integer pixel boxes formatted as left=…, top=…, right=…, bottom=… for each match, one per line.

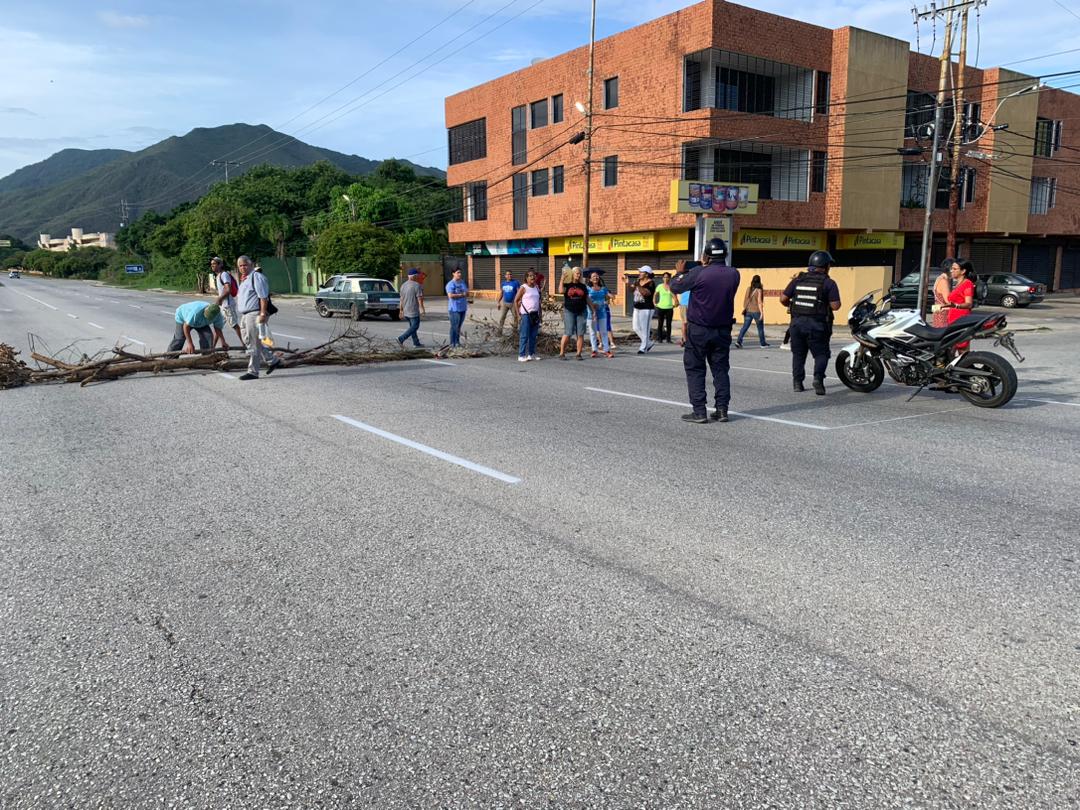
left=259, top=213, right=292, bottom=261
left=183, top=197, right=258, bottom=262
left=398, top=228, right=444, bottom=255
left=315, top=221, right=400, bottom=279
left=116, top=211, right=167, bottom=256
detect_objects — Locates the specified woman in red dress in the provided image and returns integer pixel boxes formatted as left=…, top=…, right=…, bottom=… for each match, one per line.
left=944, top=260, right=976, bottom=352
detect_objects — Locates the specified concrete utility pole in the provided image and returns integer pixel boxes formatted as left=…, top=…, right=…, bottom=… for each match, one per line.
left=580, top=0, right=597, bottom=272
left=946, top=6, right=974, bottom=257
left=210, top=159, right=242, bottom=184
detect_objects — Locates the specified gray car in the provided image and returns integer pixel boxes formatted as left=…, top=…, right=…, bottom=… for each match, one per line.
left=976, top=273, right=1046, bottom=308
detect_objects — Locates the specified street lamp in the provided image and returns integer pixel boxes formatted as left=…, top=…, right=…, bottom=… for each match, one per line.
left=341, top=193, right=356, bottom=222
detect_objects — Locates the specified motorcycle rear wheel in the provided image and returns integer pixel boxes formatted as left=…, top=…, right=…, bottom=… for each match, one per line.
left=836, top=350, right=885, bottom=392
left=954, top=351, right=1017, bottom=408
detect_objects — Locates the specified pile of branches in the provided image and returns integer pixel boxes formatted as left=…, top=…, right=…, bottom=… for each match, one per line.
left=0, top=328, right=449, bottom=390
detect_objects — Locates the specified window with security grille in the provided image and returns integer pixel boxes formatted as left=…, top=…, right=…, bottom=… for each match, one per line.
left=682, top=140, right=809, bottom=201
left=810, top=151, right=827, bottom=193
left=532, top=168, right=549, bottom=196
left=552, top=94, right=564, bottom=124
left=448, top=118, right=487, bottom=165
left=512, top=106, right=527, bottom=165
left=463, top=182, right=487, bottom=221
left=683, top=48, right=813, bottom=121
left=814, top=71, right=830, bottom=117
left=602, top=155, right=618, bottom=187
left=552, top=165, right=564, bottom=194
left=1030, top=177, right=1057, bottom=214
left=531, top=99, right=548, bottom=129
left=604, top=77, right=619, bottom=109
left=513, top=173, right=528, bottom=229
left=1034, top=118, right=1062, bottom=157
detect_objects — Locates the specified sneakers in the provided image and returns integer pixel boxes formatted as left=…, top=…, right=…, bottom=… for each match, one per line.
left=780, top=343, right=790, bottom=352
left=710, top=408, right=729, bottom=423
left=793, top=380, right=806, bottom=392
left=813, top=379, right=827, bottom=396
left=529, top=355, right=540, bottom=361
left=396, top=337, right=404, bottom=347
left=760, top=342, right=771, bottom=348
left=238, top=372, right=258, bottom=381
left=637, top=349, right=645, bottom=355
left=681, top=412, right=709, bottom=424
left=518, top=356, right=529, bottom=363
left=265, top=358, right=281, bottom=376
left=591, top=351, right=598, bottom=358
left=735, top=342, right=743, bottom=349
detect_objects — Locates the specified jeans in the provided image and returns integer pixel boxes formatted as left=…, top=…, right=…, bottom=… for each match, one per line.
left=448, top=309, right=466, bottom=347
left=683, top=323, right=732, bottom=414
left=398, top=315, right=422, bottom=346
left=518, top=313, right=539, bottom=357
left=632, top=308, right=654, bottom=351
left=167, top=322, right=212, bottom=352
left=588, top=311, right=610, bottom=352
left=789, top=316, right=830, bottom=382
left=655, top=307, right=674, bottom=341
left=737, top=311, right=767, bottom=346
left=240, top=311, right=272, bottom=376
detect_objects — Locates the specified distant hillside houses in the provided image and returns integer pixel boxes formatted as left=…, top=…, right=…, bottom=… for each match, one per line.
left=38, top=228, right=116, bottom=252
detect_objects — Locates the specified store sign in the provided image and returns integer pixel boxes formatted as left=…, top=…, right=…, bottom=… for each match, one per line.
left=469, top=239, right=545, bottom=256
left=669, top=180, right=759, bottom=216
left=836, top=232, right=905, bottom=250
left=701, top=217, right=731, bottom=244
left=733, top=229, right=827, bottom=251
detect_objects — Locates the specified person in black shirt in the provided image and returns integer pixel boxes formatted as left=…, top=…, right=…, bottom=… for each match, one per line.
left=631, top=267, right=656, bottom=354
left=780, top=251, right=842, bottom=395
left=560, top=266, right=590, bottom=360
left=669, top=238, right=741, bottom=423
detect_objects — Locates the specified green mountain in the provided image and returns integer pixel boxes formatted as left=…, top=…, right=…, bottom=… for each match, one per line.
left=0, top=148, right=131, bottom=195
left=0, top=124, right=445, bottom=242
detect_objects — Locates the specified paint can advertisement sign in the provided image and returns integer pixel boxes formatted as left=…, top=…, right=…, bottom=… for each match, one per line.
left=670, top=180, right=759, bottom=215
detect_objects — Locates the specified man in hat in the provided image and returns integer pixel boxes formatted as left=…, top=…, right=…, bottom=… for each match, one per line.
left=168, top=301, right=227, bottom=353
left=631, top=266, right=656, bottom=354
left=397, top=268, right=426, bottom=347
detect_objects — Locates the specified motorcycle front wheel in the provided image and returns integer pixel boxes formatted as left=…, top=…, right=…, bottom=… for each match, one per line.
left=836, top=350, right=885, bottom=392
left=954, top=351, right=1017, bottom=408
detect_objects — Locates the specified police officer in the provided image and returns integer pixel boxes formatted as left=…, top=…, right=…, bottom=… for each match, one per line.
left=780, top=250, right=841, bottom=395
left=669, top=237, right=741, bottom=423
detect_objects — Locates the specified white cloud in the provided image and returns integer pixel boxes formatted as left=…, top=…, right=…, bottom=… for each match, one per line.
left=97, top=10, right=150, bottom=29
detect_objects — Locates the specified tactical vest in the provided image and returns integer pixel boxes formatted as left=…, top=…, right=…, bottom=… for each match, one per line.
left=790, top=272, right=830, bottom=319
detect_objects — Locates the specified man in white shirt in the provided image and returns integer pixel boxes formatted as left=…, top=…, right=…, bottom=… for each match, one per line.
left=235, top=255, right=280, bottom=380
left=210, top=256, right=243, bottom=346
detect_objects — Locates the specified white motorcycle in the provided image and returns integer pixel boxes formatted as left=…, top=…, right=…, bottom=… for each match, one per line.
left=836, top=293, right=1023, bottom=408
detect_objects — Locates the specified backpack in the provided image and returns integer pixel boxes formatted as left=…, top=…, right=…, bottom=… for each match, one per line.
left=221, top=271, right=238, bottom=298
left=789, top=272, right=831, bottom=318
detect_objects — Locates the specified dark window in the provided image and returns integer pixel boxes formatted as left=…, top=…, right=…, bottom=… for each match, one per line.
left=512, top=106, right=527, bottom=165
left=464, top=181, right=487, bottom=221
left=811, top=151, right=827, bottom=193
left=963, top=167, right=976, bottom=205
left=604, top=76, right=619, bottom=109
left=814, top=71, right=830, bottom=116
left=683, top=147, right=701, bottom=181
left=905, top=91, right=936, bottom=138
left=1035, top=118, right=1058, bottom=157
left=513, top=173, right=528, bottom=229
left=532, top=168, right=549, bottom=196
left=714, top=148, right=772, bottom=198
left=685, top=57, right=703, bottom=111
left=716, top=66, right=775, bottom=114
left=602, top=155, right=618, bottom=187
left=963, top=101, right=982, bottom=140
left=552, top=94, right=564, bottom=124
left=552, top=165, right=564, bottom=194
left=530, top=99, right=547, bottom=129
left=447, top=118, right=487, bottom=165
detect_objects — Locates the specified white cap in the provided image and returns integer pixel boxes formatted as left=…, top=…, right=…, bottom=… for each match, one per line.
left=638, top=265, right=653, bottom=274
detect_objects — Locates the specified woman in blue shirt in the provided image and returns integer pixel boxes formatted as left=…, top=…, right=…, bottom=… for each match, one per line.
left=587, top=271, right=614, bottom=358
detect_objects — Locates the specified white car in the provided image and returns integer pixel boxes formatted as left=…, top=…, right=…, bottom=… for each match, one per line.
left=7, top=270, right=20, bottom=279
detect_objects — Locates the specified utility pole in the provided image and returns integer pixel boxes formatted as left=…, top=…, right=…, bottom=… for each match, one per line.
left=946, top=5, right=979, bottom=257
left=209, top=159, right=242, bottom=184
left=580, top=0, right=597, bottom=272
left=119, top=198, right=130, bottom=228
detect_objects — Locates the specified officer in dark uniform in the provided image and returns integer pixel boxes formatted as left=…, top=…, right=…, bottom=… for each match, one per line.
left=780, top=250, right=842, bottom=395
left=669, top=237, right=741, bottom=423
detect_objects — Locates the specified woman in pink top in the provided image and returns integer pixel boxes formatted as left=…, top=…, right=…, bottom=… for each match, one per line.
left=932, top=259, right=957, bottom=328
left=514, top=270, right=543, bottom=362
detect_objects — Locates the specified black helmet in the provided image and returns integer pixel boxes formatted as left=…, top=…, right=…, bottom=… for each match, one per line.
left=706, top=238, right=727, bottom=259
left=808, top=250, right=834, bottom=268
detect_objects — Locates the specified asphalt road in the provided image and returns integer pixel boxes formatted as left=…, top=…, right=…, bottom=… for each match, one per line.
left=2, top=276, right=1079, bottom=808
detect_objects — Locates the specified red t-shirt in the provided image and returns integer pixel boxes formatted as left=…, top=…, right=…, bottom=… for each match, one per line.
left=947, top=279, right=974, bottom=324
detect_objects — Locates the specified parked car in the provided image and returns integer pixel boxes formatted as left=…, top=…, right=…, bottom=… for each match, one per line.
left=886, top=271, right=935, bottom=310
left=7, top=269, right=20, bottom=279
left=976, top=273, right=1045, bottom=308
left=352, top=278, right=401, bottom=319
left=318, top=273, right=353, bottom=291
left=314, top=277, right=369, bottom=320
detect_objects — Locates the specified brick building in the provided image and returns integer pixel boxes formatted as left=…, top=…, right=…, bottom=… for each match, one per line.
left=445, top=0, right=1080, bottom=302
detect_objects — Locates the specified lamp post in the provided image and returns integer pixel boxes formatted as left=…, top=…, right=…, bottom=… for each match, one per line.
left=577, top=0, right=597, bottom=271
left=341, top=193, right=356, bottom=222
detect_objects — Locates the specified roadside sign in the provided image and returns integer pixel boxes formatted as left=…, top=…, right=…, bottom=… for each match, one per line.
left=125, top=264, right=145, bottom=274
left=0, top=239, right=11, bottom=247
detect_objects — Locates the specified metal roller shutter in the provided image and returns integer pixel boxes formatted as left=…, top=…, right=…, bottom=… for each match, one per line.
left=1017, top=244, right=1055, bottom=289
left=1060, top=248, right=1080, bottom=290
left=471, top=257, right=497, bottom=291
left=553, top=254, right=618, bottom=277
left=499, top=256, right=546, bottom=279
left=969, top=243, right=1012, bottom=277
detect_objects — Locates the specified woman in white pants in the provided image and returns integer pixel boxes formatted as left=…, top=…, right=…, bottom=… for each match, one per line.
left=631, top=266, right=656, bottom=354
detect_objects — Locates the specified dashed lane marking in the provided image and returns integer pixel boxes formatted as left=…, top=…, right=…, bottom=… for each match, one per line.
left=67, top=313, right=78, bottom=319
left=218, top=373, right=238, bottom=380
left=87, top=322, right=104, bottom=330
left=273, top=332, right=306, bottom=340
left=1023, top=398, right=1080, bottom=408
left=7, top=288, right=59, bottom=311
left=121, top=336, right=146, bottom=346
left=421, top=359, right=456, bottom=366
left=332, top=415, right=521, bottom=484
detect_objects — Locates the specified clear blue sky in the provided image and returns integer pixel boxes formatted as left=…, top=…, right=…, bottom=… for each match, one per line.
left=2, top=0, right=1078, bottom=179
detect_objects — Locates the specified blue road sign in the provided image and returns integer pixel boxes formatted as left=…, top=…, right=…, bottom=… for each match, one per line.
left=125, top=264, right=145, bottom=274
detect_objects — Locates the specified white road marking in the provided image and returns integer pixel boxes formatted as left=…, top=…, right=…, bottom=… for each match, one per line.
left=332, top=414, right=521, bottom=484
left=829, top=407, right=969, bottom=429
left=585, top=386, right=831, bottom=430
left=128, top=304, right=142, bottom=309
left=159, top=310, right=174, bottom=315
left=218, top=372, right=238, bottom=380
left=1024, top=398, right=1080, bottom=408
left=7, top=288, right=59, bottom=310
left=273, top=332, right=306, bottom=340
left=66, top=313, right=78, bottom=319
left=421, top=359, right=456, bottom=366
left=87, top=322, right=104, bottom=330
left=121, top=336, right=146, bottom=346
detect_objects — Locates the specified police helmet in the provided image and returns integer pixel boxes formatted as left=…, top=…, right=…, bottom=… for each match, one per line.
left=706, top=238, right=727, bottom=259
left=808, top=250, right=835, bottom=269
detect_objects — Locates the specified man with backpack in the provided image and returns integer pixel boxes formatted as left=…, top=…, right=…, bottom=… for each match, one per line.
left=211, top=256, right=243, bottom=347
left=780, top=251, right=842, bottom=395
